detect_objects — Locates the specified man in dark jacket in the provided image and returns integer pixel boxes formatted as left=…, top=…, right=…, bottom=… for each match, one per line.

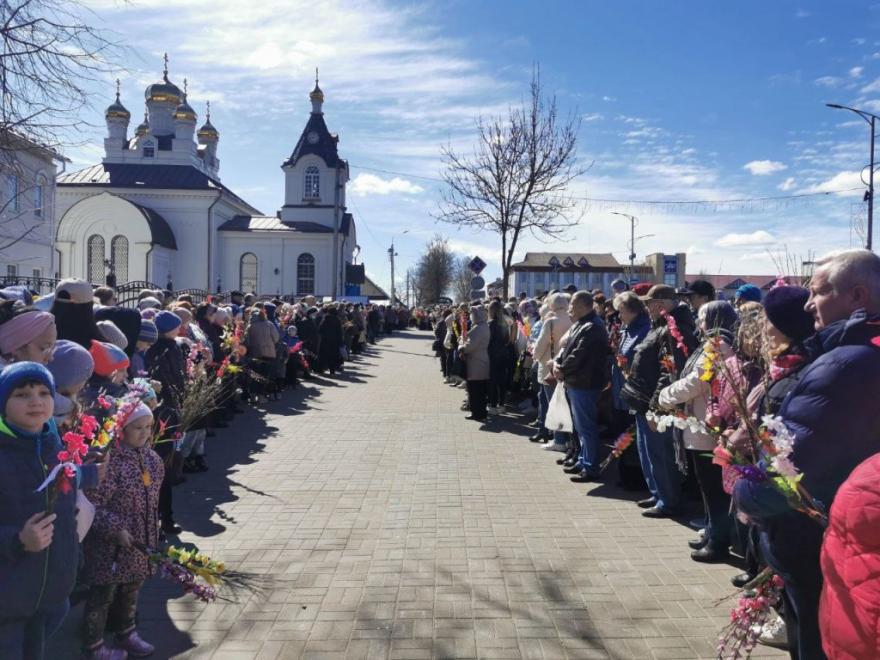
left=620, top=284, right=697, bottom=517
left=735, top=249, right=880, bottom=660
left=553, top=292, right=609, bottom=481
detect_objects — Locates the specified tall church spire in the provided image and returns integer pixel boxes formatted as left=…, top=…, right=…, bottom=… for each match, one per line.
left=310, top=68, right=324, bottom=114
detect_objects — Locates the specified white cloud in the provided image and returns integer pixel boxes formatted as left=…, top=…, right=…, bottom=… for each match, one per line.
left=814, top=76, right=842, bottom=87
left=349, top=173, right=424, bottom=197
left=850, top=66, right=864, bottom=78
left=861, top=77, right=880, bottom=94
left=582, top=113, right=603, bottom=122
left=778, top=176, right=796, bottom=191
left=801, top=171, right=865, bottom=196
left=716, top=230, right=776, bottom=248
left=743, top=160, right=787, bottom=176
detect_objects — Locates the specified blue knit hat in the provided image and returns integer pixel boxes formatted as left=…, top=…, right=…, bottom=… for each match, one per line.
left=735, top=283, right=762, bottom=303
left=764, top=285, right=814, bottom=343
left=0, top=361, right=56, bottom=412
left=154, top=310, right=182, bottom=335
left=138, top=319, right=159, bottom=345
left=47, top=339, right=94, bottom=391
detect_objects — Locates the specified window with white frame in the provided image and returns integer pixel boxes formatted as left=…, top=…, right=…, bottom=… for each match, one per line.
left=111, top=235, right=129, bottom=284
left=6, top=264, right=16, bottom=277
left=304, top=166, right=320, bottom=199
left=34, top=177, right=44, bottom=217
left=297, top=253, right=315, bottom=294
left=240, top=253, right=258, bottom=293
left=6, top=175, right=19, bottom=212
left=32, top=269, right=40, bottom=280
left=87, top=234, right=105, bottom=283
left=143, top=140, right=155, bottom=158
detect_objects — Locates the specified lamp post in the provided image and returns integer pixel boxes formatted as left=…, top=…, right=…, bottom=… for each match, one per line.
left=389, top=229, right=409, bottom=303
left=611, top=211, right=639, bottom=271
left=826, top=103, right=878, bottom=251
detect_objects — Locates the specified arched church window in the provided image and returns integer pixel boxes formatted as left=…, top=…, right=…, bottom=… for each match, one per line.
left=87, top=234, right=105, bottom=283
left=143, top=140, right=155, bottom=158
left=240, top=252, right=258, bottom=293
left=111, top=235, right=129, bottom=284
left=297, top=253, right=315, bottom=295
left=304, top=166, right=320, bottom=200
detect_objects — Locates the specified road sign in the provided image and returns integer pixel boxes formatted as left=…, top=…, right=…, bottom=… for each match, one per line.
left=468, top=256, right=487, bottom=275
left=470, top=275, right=485, bottom=290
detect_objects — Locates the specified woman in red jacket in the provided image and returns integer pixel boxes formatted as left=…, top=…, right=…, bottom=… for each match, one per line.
left=820, top=451, right=880, bottom=659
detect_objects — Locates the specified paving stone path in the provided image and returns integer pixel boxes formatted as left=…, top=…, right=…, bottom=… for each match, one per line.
left=52, top=330, right=786, bottom=659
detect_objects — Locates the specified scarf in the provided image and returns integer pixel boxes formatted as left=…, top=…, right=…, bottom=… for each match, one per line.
left=769, top=353, right=807, bottom=382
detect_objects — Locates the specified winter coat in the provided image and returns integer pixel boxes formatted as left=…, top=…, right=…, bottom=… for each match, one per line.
left=145, top=336, right=185, bottom=431
left=611, top=312, right=650, bottom=411
left=487, top=319, right=510, bottom=363
left=658, top=338, right=732, bottom=451
left=820, top=452, right=880, bottom=660
left=245, top=317, right=280, bottom=360
left=460, top=313, right=490, bottom=381
left=0, top=418, right=78, bottom=620
left=554, top=310, right=608, bottom=391
left=533, top=313, right=573, bottom=384
left=298, top=317, right=319, bottom=355
left=199, top=318, right=223, bottom=363
left=620, top=303, right=696, bottom=413
left=317, top=313, right=344, bottom=369
left=82, top=443, right=163, bottom=585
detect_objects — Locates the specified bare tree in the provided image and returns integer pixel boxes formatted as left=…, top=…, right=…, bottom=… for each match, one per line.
left=451, top=255, right=472, bottom=303
left=438, top=65, right=584, bottom=299
left=1, top=0, right=121, bottom=150
left=414, top=235, right=455, bottom=304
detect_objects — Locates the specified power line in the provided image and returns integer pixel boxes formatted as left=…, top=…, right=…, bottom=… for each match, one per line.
left=348, top=162, right=863, bottom=207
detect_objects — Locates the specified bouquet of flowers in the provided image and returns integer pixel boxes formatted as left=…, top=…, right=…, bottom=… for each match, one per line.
left=135, top=543, right=265, bottom=603
left=599, top=426, right=636, bottom=472
left=177, top=342, right=227, bottom=432
left=38, top=415, right=97, bottom=511
left=716, top=568, right=785, bottom=659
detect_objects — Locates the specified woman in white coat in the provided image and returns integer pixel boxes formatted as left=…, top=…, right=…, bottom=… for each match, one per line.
left=658, top=300, right=737, bottom=562
left=531, top=293, right=572, bottom=446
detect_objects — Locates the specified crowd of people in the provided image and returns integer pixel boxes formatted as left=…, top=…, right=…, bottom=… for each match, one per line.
left=430, top=248, right=880, bottom=660
left=0, top=280, right=411, bottom=660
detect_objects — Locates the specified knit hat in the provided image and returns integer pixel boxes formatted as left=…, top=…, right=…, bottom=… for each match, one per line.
left=47, top=340, right=94, bottom=391
left=172, top=307, right=193, bottom=325
left=131, top=377, right=157, bottom=403
left=97, top=320, right=128, bottom=350
left=122, top=401, right=153, bottom=428
left=95, top=307, right=142, bottom=357
left=154, top=310, right=182, bottom=335
left=53, top=392, right=75, bottom=426
left=0, top=285, right=33, bottom=307
left=89, top=340, right=129, bottom=377
left=54, top=278, right=94, bottom=305
left=0, top=311, right=55, bottom=356
left=735, top=283, right=762, bottom=303
left=137, top=296, right=162, bottom=311
left=632, top=282, right=654, bottom=297
left=0, top=361, right=55, bottom=412
left=138, top=319, right=158, bottom=345
left=764, top=286, right=814, bottom=343
left=140, top=308, right=158, bottom=321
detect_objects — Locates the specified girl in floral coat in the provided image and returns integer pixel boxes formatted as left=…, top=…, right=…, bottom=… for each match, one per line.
left=81, top=403, right=163, bottom=659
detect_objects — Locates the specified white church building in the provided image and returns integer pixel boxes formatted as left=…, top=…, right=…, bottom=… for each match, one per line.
left=56, top=60, right=358, bottom=297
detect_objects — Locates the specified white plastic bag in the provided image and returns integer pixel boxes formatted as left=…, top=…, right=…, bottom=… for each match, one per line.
left=545, top=382, right=573, bottom=433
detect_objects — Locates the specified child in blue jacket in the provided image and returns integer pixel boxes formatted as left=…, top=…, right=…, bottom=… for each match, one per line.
left=0, top=362, right=81, bottom=660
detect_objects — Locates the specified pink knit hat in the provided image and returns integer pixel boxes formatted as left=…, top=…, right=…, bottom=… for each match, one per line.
left=0, top=311, right=55, bottom=355
left=123, top=401, right=154, bottom=428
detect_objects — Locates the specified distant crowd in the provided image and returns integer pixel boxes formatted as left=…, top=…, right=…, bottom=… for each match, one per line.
left=428, top=249, right=880, bottom=660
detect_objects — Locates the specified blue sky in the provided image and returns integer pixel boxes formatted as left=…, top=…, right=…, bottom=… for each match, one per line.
left=74, top=0, right=880, bottom=290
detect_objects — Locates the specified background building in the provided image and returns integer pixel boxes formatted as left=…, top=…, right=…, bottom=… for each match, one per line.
left=55, top=61, right=359, bottom=296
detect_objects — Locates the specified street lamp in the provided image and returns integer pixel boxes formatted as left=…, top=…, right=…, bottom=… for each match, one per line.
left=389, top=229, right=409, bottom=303
left=611, top=211, right=639, bottom=271
left=826, top=102, right=878, bottom=251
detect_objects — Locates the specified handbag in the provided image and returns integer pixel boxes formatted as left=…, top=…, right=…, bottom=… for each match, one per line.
left=545, top=382, right=573, bottom=433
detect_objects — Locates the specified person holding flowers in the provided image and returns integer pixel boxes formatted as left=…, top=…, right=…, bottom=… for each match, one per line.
left=0, top=363, right=79, bottom=660
left=80, top=401, right=162, bottom=659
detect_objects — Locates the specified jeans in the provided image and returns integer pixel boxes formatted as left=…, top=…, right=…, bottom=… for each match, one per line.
left=635, top=413, right=682, bottom=510
left=566, top=387, right=601, bottom=474
left=0, top=599, right=69, bottom=660
left=179, top=429, right=206, bottom=458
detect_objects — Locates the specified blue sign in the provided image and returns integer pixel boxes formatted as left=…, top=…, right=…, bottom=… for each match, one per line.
left=664, top=256, right=678, bottom=274
left=468, top=256, right=487, bottom=275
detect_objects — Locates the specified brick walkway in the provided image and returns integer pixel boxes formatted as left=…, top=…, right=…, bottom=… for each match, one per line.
left=52, top=330, right=786, bottom=659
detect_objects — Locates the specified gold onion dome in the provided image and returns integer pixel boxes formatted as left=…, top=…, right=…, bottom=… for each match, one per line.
left=145, top=54, right=182, bottom=104
left=173, top=79, right=197, bottom=121
left=135, top=113, right=149, bottom=137
left=197, top=101, right=218, bottom=140
left=105, top=81, right=130, bottom=120
left=309, top=82, right=324, bottom=104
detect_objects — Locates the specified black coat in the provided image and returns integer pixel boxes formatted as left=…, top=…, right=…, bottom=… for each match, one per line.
left=318, top=313, right=344, bottom=368
left=145, top=337, right=185, bottom=432
left=298, top=317, right=319, bottom=355
left=555, top=311, right=609, bottom=391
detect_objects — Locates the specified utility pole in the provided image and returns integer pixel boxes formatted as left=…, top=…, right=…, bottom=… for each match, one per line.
left=611, top=212, right=638, bottom=274
left=388, top=243, right=397, bottom=304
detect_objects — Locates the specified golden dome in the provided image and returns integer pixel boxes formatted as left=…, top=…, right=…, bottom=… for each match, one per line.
left=197, top=101, right=218, bottom=140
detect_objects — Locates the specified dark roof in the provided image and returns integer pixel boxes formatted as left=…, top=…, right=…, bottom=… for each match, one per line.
left=58, top=163, right=261, bottom=214
left=282, top=112, right=343, bottom=168
left=511, top=252, right=622, bottom=270
left=685, top=274, right=800, bottom=291
left=129, top=201, right=177, bottom=249
left=361, top=275, right=389, bottom=300
left=219, top=214, right=353, bottom=236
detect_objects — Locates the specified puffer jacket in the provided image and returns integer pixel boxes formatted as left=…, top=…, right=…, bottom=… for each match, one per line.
left=533, top=313, right=572, bottom=384
left=0, top=418, right=78, bottom=619
left=620, top=304, right=696, bottom=413
left=611, top=311, right=650, bottom=410
left=820, top=452, right=880, bottom=660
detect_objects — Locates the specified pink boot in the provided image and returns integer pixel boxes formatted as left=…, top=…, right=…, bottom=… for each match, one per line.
left=115, top=630, right=155, bottom=657
left=82, top=644, right=127, bottom=660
